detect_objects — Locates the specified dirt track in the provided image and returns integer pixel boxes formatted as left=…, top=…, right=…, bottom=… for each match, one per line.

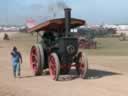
left=0, top=33, right=128, bottom=96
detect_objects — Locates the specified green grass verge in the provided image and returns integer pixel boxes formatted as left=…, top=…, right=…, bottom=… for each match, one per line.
left=84, top=37, right=128, bottom=56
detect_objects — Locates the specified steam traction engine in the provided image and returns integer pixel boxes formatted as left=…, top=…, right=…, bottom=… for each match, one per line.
left=28, top=8, right=88, bottom=81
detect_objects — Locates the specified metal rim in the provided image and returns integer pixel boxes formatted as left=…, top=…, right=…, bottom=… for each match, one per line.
left=38, top=44, right=44, bottom=71
left=49, top=56, right=56, bottom=80
left=79, top=52, right=88, bottom=79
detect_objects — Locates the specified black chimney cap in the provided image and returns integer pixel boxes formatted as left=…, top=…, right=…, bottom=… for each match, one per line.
left=64, top=8, right=71, bottom=11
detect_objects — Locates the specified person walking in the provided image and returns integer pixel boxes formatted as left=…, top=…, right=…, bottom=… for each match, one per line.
left=11, top=46, right=22, bottom=78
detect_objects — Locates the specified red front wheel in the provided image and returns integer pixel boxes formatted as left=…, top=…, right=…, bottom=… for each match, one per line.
left=49, top=53, right=60, bottom=81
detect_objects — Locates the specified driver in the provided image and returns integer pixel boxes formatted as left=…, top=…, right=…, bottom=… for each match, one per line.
left=42, top=31, right=55, bottom=47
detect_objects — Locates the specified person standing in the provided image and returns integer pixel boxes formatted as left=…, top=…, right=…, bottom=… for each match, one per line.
left=11, top=46, right=22, bottom=78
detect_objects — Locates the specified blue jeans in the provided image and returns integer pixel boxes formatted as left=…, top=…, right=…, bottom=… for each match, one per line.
left=12, top=63, right=20, bottom=77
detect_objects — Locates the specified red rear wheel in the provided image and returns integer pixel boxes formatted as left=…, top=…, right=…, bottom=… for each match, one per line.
left=49, top=53, right=60, bottom=81
left=30, top=44, right=44, bottom=76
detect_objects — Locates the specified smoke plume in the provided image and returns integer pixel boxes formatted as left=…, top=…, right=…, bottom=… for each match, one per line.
left=48, top=1, right=69, bottom=18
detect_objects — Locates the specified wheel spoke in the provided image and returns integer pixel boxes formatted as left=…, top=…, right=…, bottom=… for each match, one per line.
left=49, top=53, right=60, bottom=80
left=51, top=57, right=55, bottom=65
left=30, top=47, right=38, bottom=72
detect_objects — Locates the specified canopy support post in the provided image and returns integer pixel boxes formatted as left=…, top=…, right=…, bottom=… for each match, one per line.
left=36, top=31, right=39, bottom=43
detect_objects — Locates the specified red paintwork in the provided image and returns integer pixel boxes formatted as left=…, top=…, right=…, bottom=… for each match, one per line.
left=49, top=55, right=56, bottom=80
left=30, top=46, right=38, bottom=73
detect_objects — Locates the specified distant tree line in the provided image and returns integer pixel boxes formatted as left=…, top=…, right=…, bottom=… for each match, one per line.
left=77, top=27, right=116, bottom=38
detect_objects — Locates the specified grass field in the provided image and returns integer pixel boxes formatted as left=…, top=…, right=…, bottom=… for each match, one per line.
left=85, top=37, right=128, bottom=56
left=6, top=32, right=128, bottom=56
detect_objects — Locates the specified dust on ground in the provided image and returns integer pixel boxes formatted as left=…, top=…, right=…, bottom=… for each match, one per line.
left=0, top=32, right=128, bottom=96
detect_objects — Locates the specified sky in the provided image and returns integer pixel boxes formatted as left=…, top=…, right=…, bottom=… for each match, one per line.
left=0, top=0, right=128, bottom=25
